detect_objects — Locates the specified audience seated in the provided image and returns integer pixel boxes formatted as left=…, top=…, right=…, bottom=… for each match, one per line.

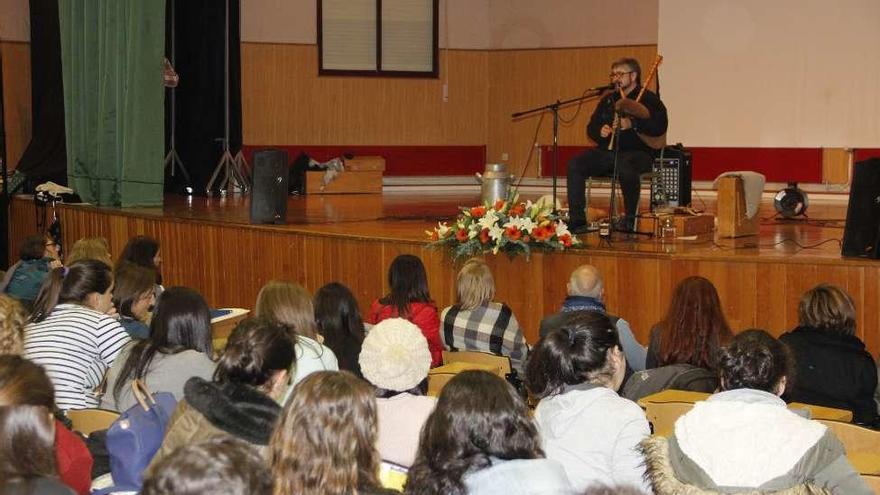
left=0, top=294, right=27, bottom=355
left=440, top=258, right=528, bottom=374
left=368, top=254, right=443, bottom=367
left=360, top=318, right=436, bottom=468
left=406, top=370, right=572, bottom=495
left=142, top=437, right=271, bottom=495
left=25, top=259, right=130, bottom=410
left=1, top=235, right=63, bottom=309
left=151, top=318, right=293, bottom=466
left=256, top=280, right=338, bottom=403
left=66, top=237, right=112, bottom=267
left=314, top=282, right=366, bottom=377
left=110, top=262, right=157, bottom=340
left=0, top=355, right=93, bottom=495
left=781, top=284, right=880, bottom=427
left=101, top=287, right=216, bottom=412
left=642, top=329, right=872, bottom=494
left=540, top=264, right=646, bottom=372
left=270, top=370, right=398, bottom=495
left=116, top=235, right=164, bottom=294
left=527, top=311, right=651, bottom=493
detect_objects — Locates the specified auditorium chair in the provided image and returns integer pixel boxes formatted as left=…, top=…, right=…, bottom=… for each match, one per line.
left=67, top=408, right=120, bottom=436
left=440, top=350, right=510, bottom=377
left=816, top=420, right=880, bottom=475
left=644, top=401, right=694, bottom=437
left=427, top=372, right=456, bottom=397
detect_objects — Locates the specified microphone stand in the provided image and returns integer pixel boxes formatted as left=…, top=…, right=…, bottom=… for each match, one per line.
left=511, top=85, right=610, bottom=214
left=609, top=111, right=652, bottom=238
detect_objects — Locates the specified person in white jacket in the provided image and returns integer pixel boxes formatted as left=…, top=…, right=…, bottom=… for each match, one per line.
left=526, top=311, right=651, bottom=494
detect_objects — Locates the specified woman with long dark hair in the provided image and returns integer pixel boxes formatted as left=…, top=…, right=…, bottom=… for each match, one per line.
left=270, top=371, right=397, bottom=495
left=406, top=370, right=572, bottom=495
left=646, top=276, right=733, bottom=369
left=0, top=405, right=74, bottom=495
left=0, top=355, right=92, bottom=495
left=25, top=260, right=130, bottom=410
left=101, top=287, right=215, bottom=412
left=525, top=311, right=650, bottom=493
left=367, top=255, right=442, bottom=367
left=111, top=262, right=157, bottom=340
left=314, top=282, right=365, bottom=377
left=642, top=330, right=871, bottom=494
left=116, top=235, right=163, bottom=286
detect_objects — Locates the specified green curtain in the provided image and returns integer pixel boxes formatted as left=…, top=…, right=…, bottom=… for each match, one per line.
left=59, top=0, right=165, bottom=207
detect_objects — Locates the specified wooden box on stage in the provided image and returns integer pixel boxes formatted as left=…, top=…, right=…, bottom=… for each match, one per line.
left=306, top=156, right=384, bottom=194
left=717, top=176, right=759, bottom=237
left=673, top=213, right=715, bottom=236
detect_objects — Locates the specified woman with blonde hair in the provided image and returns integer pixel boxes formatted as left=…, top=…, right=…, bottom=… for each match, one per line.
left=256, top=281, right=337, bottom=403
left=0, top=294, right=27, bottom=355
left=66, top=237, right=112, bottom=266
left=440, top=258, right=528, bottom=373
left=270, top=371, right=397, bottom=495
left=781, top=284, right=879, bottom=426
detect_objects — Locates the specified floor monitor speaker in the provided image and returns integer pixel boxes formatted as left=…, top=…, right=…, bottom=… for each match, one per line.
left=842, top=158, right=880, bottom=258
left=250, top=149, right=289, bottom=224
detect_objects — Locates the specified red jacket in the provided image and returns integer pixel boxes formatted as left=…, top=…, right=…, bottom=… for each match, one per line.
left=367, top=300, right=443, bottom=367
left=55, top=419, right=93, bottom=495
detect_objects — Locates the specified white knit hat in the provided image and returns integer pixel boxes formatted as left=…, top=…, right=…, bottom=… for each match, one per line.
left=359, top=318, right=432, bottom=392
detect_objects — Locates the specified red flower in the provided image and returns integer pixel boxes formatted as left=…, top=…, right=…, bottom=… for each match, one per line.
left=505, top=226, right=522, bottom=241
left=533, top=226, right=552, bottom=241
left=509, top=204, right=525, bottom=217
left=560, top=234, right=572, bottom=247
left=455, top=229, right=468, bottom=242
left=470, top=206, right=486, bottom=218
left=479, top=228, right=491, bottom=244
left=522, top=235, right=531, bottom=243
left=431, top=230, right=439, bottom=241
left=494, top=199, right=506, bottom=211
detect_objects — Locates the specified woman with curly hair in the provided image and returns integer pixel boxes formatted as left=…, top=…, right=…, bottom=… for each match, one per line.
left=270, top=371, right=396, bottom=495
left=0, top=294, right=27, bottom=355
left=406, top=370, right=571, bottom=495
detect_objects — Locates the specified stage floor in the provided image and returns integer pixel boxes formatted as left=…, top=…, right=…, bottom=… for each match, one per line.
left=89, top=189, right=854, bottom=263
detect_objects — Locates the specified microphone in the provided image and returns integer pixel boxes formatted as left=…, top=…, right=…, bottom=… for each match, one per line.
left=587, top=83, right=616, bottom=92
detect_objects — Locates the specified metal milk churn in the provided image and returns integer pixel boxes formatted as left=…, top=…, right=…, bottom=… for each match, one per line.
left=475, top=163, right=514, bottom=205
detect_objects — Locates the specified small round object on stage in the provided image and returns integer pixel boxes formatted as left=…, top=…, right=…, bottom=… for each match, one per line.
left=774, top=182, right=808, bottom=218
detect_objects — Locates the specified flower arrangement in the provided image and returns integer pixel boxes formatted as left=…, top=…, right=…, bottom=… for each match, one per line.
left=426, top=195, right=580, bottom=260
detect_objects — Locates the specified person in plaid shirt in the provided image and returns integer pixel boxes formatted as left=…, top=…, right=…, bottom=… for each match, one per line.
left=440, top=258, right=528, bottom=374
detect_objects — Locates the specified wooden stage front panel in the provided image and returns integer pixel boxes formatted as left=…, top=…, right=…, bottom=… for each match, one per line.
left=8, top=193, right=880, bottom=357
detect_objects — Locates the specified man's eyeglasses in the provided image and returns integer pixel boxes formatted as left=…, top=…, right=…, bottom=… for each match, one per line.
left=609, top=71, right=634, bottom=79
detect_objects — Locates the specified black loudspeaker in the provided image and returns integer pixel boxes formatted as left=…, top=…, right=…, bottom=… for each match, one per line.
left=250, top=150, right=289, bottom=224
left=842, top=158, right=880, bottom=258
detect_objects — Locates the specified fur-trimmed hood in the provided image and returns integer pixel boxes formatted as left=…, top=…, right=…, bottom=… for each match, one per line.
left=640, top=436, right=832, bottom=495
left=184, top=377, right=281, bottom=445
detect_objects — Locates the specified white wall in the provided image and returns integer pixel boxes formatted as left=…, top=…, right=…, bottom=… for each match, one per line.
left=659, top=0, right=880, bottom=147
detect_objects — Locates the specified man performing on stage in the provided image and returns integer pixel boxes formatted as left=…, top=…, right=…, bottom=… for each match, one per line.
left=567, top=58, right=668, bottom=233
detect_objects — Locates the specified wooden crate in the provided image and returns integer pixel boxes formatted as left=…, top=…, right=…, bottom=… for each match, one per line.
left=345, top=156, right=386, bottom=172
left=306, top=170, right=383, bottom=194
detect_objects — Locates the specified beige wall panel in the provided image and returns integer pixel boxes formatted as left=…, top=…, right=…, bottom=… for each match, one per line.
left=487, top=45, right=657, bottom=178
left=2, top=41, right=31, bottom=170
left=241, top=0, right=316, bottom=44
left=241, top=43, right=488, bottom=146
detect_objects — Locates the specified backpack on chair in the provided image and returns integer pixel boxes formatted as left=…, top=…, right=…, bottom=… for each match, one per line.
left=621, top=363, right=718, bottom=402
